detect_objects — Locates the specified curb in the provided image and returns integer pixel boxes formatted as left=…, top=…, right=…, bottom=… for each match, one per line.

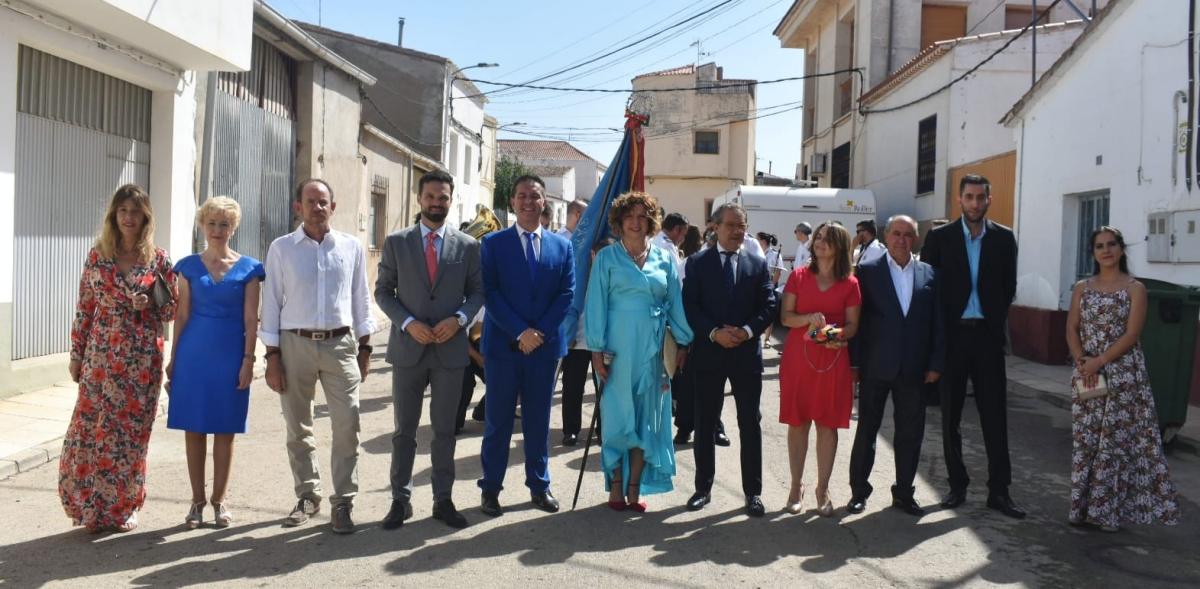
left=0, top=439, right=62, bottom=480
left=1009, top=380, right=1200, bottom=457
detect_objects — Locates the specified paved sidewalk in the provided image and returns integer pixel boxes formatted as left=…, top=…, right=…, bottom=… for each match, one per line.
left=4, top=352, right=1198, bottom=479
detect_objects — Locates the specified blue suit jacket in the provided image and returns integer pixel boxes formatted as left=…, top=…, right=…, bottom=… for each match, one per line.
left=682, top=246, right=777, bottom=374
left=850, top=254, right=946, bottom=384
left=480, top=226, right=575, bottom=361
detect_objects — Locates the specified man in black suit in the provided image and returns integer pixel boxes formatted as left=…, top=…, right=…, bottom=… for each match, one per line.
left=920, top=174, right=1024, bottom=519
left=681, top=203, right=777, bottom=517
left=847, top=215, right=944, bottom=516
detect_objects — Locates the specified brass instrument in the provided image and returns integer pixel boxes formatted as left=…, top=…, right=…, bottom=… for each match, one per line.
left=463, top=205, right=502, bottom=239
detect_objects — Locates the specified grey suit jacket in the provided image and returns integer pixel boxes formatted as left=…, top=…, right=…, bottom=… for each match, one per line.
left=375, top=223, right=484, bottom=368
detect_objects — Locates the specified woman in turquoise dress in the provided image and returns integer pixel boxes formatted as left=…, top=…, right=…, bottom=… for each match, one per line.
left=586, top=192, right=693, bottom=512
left=166, top=196, right=264, bottom=529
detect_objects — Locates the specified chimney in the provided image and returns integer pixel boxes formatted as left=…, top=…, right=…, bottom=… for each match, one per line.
left=397, top=17, right=405, bottom=47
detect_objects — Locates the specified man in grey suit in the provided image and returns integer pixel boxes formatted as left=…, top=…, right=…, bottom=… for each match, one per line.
left=375, top=170, right=484, bottom=530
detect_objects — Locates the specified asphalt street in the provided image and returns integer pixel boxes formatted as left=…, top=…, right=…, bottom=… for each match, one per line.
left=2, top=331, right=1198, bottom=588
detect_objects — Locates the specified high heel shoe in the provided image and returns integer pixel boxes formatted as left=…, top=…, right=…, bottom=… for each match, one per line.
left=816, top=491, right=834, bottom=517
left=607, top=475, right=626, bottom=511
left=785, top=485, right=805, bottom=515
left=626, top=478, right=647, bottom=513
left=212, top=502, right=232, bottom=528
left=185, top=501, right=206, bottom=529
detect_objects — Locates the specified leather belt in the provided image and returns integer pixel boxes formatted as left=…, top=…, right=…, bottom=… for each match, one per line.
left=286, top=326, right=350, bottom=341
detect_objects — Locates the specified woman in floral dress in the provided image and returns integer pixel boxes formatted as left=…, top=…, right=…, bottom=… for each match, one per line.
left=1066, top=225, right=1179, bottom=532
left=61, top=184, right=177, bottom=532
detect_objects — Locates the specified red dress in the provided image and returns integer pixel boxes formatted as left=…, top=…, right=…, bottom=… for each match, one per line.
left=779, top=267, right=861, bottom=429
left=59, top=247, right=176, bottom=529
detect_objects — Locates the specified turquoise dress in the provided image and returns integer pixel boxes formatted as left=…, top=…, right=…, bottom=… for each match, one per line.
left=585, top=243, right=693, bottom=495
left=167, top=254, right=264, bottom=434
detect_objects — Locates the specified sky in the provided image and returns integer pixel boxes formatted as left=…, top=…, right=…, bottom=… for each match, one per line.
left=273, top=0, right=805, bottom=178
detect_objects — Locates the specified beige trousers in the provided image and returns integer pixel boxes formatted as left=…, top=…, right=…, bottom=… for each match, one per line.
left=279, top=331, right=361, bottom=506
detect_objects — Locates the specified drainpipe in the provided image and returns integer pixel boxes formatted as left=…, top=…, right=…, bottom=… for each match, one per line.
left=1032, top=0, right=1038, bottom=88
left=1175, top=90, right=1188, bottom=186
left=886, top=0, right=895, bottom=75
left=1189, top=0, right=1196, bottom=191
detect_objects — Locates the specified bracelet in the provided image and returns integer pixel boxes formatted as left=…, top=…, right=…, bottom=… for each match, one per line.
left=264, top=349, right=281, bottom=361
left=358, top=344, right=373, bottom=354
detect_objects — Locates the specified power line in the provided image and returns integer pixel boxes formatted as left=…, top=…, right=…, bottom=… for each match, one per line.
left=860, top=0, right=1064, bottom=116
left=461, top=68, right=861, bottom=96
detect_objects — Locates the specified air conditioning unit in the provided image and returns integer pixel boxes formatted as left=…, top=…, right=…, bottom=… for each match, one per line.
left=809, top=152, right=828, bottom=175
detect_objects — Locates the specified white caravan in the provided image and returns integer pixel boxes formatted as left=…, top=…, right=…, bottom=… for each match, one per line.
left=710, top=186, right=877, bottom=266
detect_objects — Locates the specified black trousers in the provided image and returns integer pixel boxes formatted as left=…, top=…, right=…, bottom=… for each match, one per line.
left=848, top=377, right=926, bottom=501
left=693, top=366, right=762, bottom=496
left=673, top=359, right=724, bottom=436
left=559, top=348, right=592, bottom=435
left=941, top=321, right=1011, bottom=494
left=456, top=360, right=486, bottom=431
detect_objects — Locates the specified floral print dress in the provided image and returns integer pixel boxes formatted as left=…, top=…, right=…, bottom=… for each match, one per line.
left=1070, top=282, right=1179, bottom=528
left=59, top=247, right=176, bottom=530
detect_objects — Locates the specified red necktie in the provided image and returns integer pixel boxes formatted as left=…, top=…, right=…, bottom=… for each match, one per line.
left=425, top=232, right=438, bottom=284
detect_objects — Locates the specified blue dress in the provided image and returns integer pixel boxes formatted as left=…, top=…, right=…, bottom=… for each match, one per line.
left=585, top=243, right=693, bottom=495
left=167, top=255, right=265, bottom=434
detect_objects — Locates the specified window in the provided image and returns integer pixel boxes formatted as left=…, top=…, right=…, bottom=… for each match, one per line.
left=917, top=115, right=937, bottom=194
left=370, top=175, right=388, bottom=249
left=1076, top=192, right=1110, bottom=279
left=921, top=4, right=967, bottom=49
left=448, top=134, right=459, bottom=178
left=1004, top=6, right=1051, bottom=31
left=694, top=131, right=719, bottom=154
left=835, top=14, right=855, bottom=118
left=831, top=142, right=851, bottom=189
left=463, top=144, right=474, bottom=185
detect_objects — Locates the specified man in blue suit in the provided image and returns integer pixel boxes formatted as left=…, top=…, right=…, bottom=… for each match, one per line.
left=478, top=175, right=575, bottom=516
left=847, top=215, right=944, bottom=516
left=681, top=203, right=777, bottom=517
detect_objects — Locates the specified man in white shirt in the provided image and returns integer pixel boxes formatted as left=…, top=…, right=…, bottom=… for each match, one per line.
left=261, top=178, right=375, bottom=534
left=652, top=212, right=688, bottom=278
left=853, top=220, right=887, bottom=269
left=793, top=222, right=812, bottom=270
left=555, top=200, right=586, bottom=242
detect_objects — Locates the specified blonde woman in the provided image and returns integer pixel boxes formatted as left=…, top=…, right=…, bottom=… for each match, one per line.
left=61, top=184, right=177, bottom=533
left=166, top=197, right=264, bottom=529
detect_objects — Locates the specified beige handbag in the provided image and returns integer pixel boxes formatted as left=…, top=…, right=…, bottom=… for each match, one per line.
left=662, top=329, right=678, bottom=377
left=1073, top=372, right=1108, bottom=400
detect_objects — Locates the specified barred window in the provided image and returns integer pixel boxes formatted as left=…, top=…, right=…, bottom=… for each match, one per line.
left=917, top=115, right=937, bottom=194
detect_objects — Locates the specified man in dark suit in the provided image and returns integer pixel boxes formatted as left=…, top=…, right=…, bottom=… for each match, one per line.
left=920, top=174, right=1024, bottom=519
left=847, top=215, right=944, bottom=516
left=681, top=203, right=777, bottom=517
left=478, top=175, right=574, bottom=517
left=375, top=170, right=484, bottom=530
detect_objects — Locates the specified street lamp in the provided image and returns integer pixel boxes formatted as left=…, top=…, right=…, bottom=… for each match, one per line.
left=445, top=62, right=499, bottom=169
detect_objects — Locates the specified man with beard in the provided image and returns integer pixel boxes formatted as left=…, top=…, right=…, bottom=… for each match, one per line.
left=478, top=175, right=574, bottom=516
left=920, top=174, right=1024, bottom=519
left=374, top=170, right=484, bottom=530
left=261, top=178, right=375, bottom=534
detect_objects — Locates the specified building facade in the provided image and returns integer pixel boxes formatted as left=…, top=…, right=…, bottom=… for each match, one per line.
left=633, top=62, right=756, bottom=225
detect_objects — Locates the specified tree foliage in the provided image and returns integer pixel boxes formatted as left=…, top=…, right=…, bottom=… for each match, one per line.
left=493, top=155, right=533, bottom=214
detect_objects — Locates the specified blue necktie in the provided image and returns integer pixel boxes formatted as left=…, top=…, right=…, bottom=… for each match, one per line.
left=721, top=251, right=736, bottom=295
left=525, top=232, right=539, bottom=280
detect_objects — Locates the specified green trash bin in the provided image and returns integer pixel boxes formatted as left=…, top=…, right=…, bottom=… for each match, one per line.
left=1139, top=279, right=1200, bottom=446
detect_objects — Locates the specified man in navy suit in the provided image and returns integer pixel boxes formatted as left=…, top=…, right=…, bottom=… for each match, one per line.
left=478, top=175, right=574, bottom=516
left=681, top=203, right=777, bottom=517
left=847, top=215, right=944, bottom=516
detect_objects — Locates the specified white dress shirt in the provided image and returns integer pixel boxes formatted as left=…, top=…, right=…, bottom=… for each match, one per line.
left=886, top=253, right=916, bottom=317
left=856, top=239, right=887, bottom=266
left=259, top=226, right=374, bottom=347
left=652, top=230, right=683, bottom=282
left=714, top=242, right=754, bottom=341
left=517, top=225, right=543, bottom=262
left=742, top=234, right=765, bottom=259
left=794, top=240, right=811, bottom=270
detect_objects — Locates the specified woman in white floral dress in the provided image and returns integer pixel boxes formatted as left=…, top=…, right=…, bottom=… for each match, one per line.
left=1065, top=226, right=1179, bottom=532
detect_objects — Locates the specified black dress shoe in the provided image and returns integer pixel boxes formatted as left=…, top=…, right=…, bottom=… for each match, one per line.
left=381, top=500, right=413, bottom=530
left=714, top=432, right=731, bottom=447
left=562, top=433, right=578, bottom=446
left=891, top=497, right=925, bottom=516
left=673, top=430, right=691, bottom=444
left=745, top=495, right=765, bottom=517
left=686, top=492, right=711, bottom=511
left=531, top=490, right=560, bottom=513
left=433, top=499, right=468, bottom=529
left=940, top=489, right=966, bottom=509
left=480, top=491, right=503, bottom=517
left=846, top=497, right=867, bottom=514
left=986, top=494, right=1027, bottom=519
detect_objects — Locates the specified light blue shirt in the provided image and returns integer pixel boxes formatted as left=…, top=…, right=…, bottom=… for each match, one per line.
left=961, top=217, right=985, bottom=319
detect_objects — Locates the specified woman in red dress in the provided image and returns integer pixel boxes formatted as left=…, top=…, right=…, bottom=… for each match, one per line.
left=778, top=221, right=860, bottom=517
left=61, top=184, right=176, bottom=532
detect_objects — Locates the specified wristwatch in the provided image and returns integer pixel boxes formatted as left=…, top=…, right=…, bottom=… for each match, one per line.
left=456, top=313, right=468, bottom=327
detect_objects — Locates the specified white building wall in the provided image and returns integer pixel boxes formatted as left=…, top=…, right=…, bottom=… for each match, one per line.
left=1010, top=0, right=1200, bottom=311
left=448, top=82, right=487, bottom=228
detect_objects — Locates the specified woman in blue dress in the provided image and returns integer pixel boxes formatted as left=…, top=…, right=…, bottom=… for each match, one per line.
left=166, top=196, right=264, bottom=529
left=586, top=192, right=692, bottom=512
